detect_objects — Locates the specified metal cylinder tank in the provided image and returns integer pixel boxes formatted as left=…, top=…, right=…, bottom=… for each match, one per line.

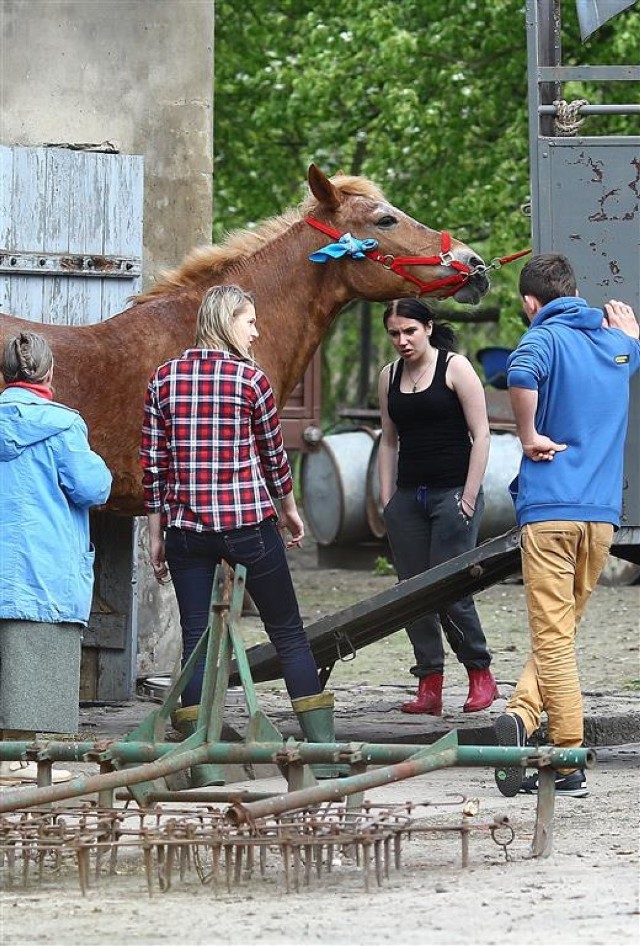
left=300, top=429, right=378, bottom=546
left=302, top=429, right=523, bottom=547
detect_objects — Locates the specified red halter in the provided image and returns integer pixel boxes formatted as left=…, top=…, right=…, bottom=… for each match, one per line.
left=305, top=216, right=530, bottom=297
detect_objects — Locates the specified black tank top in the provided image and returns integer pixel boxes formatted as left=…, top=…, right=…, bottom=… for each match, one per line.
left=388, top=349, right=472, bottom=488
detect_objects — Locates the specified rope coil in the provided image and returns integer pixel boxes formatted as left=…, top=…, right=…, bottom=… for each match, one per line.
left=553, top=99, right=589, bottom=136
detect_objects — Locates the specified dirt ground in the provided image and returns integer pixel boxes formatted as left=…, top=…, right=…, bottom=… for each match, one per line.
left=1, top=537, right=639, bottom=946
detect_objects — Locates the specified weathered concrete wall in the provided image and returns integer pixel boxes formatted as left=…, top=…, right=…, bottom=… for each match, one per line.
left=0, top=0, right=213, bottom=280
left=1, top=0, right=214, bottom=681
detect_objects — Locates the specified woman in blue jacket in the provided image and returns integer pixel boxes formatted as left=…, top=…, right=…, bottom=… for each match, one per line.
left=0, top=331, right=112, bottom=784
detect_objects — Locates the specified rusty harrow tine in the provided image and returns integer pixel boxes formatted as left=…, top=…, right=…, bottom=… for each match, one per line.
left=211, top=842, right=221, bottom=892
left=362, top=840, right=370, bottom=892
left=374, top=838, right=383, bottom=887
left=142, top=836, right=154, bottom=898
left=394, top=831, right=402, bottom=871
left=292, top=842, right=301, bottom=893
left=282, top=840, right=290, bottom=894
left=156, top=844, right=166, bottom=891
left=180, top=840, right=190, bottom=882
left=109, top=818, right=120, bottom=876
left=233, top=842, right=243, bottom=887
left=0, top=797, right=520, bottom=895
left=21, top=836, right=30, bottom=888
left=303, top=843, right=312, bottom=887
left=385, top=835, right=392, bottom=879
left=76, top=841, right=91, bottom=896
left=245, top=841, right=254, bottom=881
left=224, top=842, right=233, bottom=893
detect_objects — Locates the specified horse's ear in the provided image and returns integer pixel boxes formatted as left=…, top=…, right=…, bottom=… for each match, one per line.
left=308, top=163, right=341, bottom=212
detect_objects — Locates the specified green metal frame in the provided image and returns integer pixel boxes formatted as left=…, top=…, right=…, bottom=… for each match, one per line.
left=0, top=561, right=596, bottom=857
left=114, top=562, right=290, bottom=805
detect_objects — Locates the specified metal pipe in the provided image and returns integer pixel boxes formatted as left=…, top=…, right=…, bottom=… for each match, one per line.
left=0, top=739, right=595, bottom=814
left=226, top=746, right=459, bottom=825
left=0, top=740, right=595, bottom=769
left=0, top=739, right=425, bottom=764
left=225, top=744, right=593, bottom=825
left=539, top=104, right=640, bottom=114
left=0, top=743, right=212, bottom=814
left=455, top=745, right=596, bottom=770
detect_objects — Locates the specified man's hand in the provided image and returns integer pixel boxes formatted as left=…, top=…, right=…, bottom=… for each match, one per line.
left=522, top=434, right=567, bottom=462
left=604, top=300, right=639, bottom=339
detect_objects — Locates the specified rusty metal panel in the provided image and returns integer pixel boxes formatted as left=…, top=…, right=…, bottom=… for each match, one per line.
left=534, top=138, right=640, bottom=304
left=534, top=137, right=640, bottom=525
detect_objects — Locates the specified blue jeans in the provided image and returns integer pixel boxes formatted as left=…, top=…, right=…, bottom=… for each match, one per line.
left=383, top=486, right=492, bottom=677
left=165, top=519, right=321, bottom=706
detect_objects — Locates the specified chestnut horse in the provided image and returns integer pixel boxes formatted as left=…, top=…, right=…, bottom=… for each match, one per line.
left=0, top=164, right=489, bottom=514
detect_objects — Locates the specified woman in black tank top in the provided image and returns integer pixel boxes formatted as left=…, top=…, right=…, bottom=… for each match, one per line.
left=377, top=298, right=498, bottom=716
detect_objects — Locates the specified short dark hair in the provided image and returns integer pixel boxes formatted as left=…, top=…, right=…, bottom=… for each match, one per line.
left=382, top=298, right=457, bottom=351
left=519, top=253, right=577, bottom=306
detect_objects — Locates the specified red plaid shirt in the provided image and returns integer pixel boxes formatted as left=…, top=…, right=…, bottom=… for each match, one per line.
left=140, top=349, right=293, bottom=531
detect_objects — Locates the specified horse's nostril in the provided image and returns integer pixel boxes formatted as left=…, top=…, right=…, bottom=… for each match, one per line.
left=468, top=254, right=485, bottom=270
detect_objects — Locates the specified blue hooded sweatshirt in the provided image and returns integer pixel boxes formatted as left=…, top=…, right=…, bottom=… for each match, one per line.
left=0, top=387, right=112, bottom=624
left=507, top=296, right=640, bottom=528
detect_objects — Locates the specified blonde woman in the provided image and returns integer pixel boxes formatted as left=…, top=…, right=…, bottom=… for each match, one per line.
left=141, top=285, right=335, bottom=776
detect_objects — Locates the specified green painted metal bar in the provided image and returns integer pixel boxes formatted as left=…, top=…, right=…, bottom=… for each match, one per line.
left=227, top=570, right=261, bottom=719
left=0, top=743, right=214, bottom=814
left=0, top=739, right=595, bottom=769
left=225, top=736, right=595, bottom=825
left=198, top=566, right=228, bottom=741
left=455, top=745, right=596, bottom=770
left=227, top=732, right=461, bottom=824
left=0, top=738, right=595, bottom=815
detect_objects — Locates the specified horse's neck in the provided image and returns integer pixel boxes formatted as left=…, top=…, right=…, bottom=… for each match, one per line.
left=231, top=219, right=348, bottom=401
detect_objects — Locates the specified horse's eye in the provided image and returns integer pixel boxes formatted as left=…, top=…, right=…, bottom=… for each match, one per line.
left=376, top=215, right=398, bottom=229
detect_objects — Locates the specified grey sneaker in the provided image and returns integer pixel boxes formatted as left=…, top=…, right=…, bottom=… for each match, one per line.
left=520, top=768, right=589, bottom=798
left=494, top=713, right=527, bottom=797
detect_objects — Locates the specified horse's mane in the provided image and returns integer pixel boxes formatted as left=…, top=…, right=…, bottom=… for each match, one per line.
left=132, top=173, right=386, bottom=304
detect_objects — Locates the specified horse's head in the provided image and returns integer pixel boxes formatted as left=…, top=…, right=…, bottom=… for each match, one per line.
left=304, top=164, right=489, bottom=305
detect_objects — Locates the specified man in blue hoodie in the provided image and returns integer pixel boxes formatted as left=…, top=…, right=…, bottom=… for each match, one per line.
left=493, top=253, right=640, bottom=798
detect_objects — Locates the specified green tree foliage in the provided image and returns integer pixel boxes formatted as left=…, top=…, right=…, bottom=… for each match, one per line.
left=214, top=1, right=638, bottom=419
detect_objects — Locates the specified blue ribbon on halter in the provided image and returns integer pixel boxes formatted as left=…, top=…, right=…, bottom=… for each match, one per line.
left=308, top=232, right=379, bottom=263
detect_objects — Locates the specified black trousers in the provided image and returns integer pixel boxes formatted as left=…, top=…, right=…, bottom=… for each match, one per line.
left=383, top=486, right=492, bottom=677
left=165, top=519, right=321, bottom=706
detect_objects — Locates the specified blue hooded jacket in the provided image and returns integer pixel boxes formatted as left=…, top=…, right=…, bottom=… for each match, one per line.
left=0, top=387, right=112, bottom=624
left=507, top=296, right=640, bottom=528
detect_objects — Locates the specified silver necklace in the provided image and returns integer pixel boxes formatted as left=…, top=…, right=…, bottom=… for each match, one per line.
left=406, top=356, right=435, bottom=393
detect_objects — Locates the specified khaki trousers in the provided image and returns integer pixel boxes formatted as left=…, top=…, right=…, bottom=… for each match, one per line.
left=507, top=521, right=613, bottom=750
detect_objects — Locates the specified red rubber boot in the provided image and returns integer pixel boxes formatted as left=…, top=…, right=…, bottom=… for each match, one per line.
left=400, top=674, right=443, bottom=715
left=463, top=668, right=499, bottom=713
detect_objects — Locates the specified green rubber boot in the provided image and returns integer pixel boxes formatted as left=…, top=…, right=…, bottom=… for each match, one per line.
left=292, top=691, right=342, bottom=779
left=173, top=705, right=226, bottom=787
